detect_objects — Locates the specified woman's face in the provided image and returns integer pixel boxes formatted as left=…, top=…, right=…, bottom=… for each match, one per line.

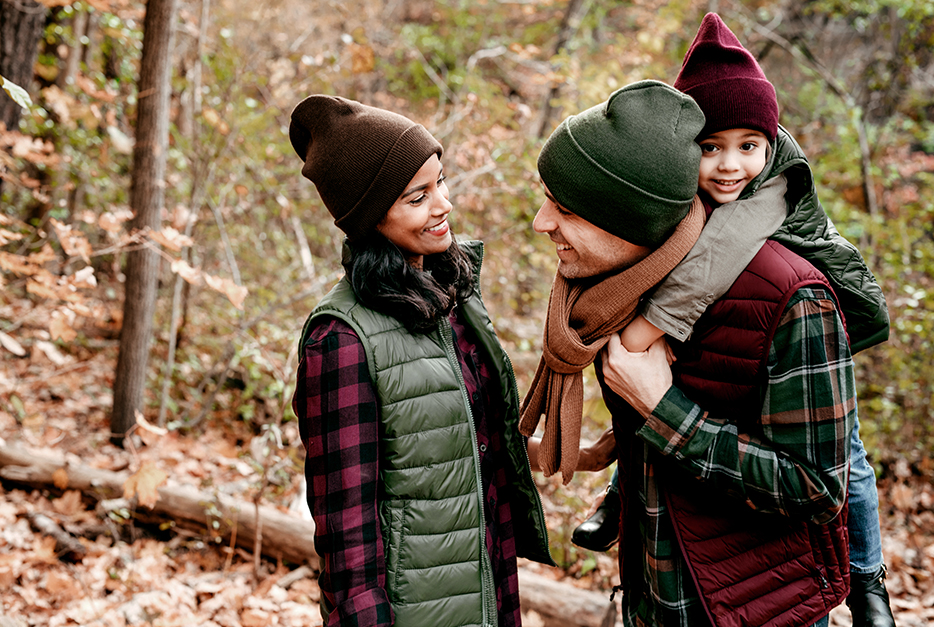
left=377, top=154, right=452, bottom=269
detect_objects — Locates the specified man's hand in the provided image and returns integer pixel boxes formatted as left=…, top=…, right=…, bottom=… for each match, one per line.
left=601, top=334, right=674, bottom=418
left=577, top=427, right=616, bottom=472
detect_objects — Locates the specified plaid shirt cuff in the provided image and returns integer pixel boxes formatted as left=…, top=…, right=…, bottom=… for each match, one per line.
left=326, top=587, right=393, bottom=627
left=639, top=385, right=705, bottom=459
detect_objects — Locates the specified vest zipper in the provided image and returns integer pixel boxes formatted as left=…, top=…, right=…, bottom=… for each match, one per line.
left=472, top=243, right=552, bottom=567
left=503, top=349, right=554, bottom=565
left=438, top=318, right=497, bottom=627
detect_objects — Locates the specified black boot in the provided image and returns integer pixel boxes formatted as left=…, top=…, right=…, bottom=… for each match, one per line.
left=571, top=488, right=620, bottom=552
left=847, top=565, right=896, bottom=627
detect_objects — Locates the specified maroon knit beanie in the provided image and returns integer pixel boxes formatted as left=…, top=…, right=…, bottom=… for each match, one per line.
left=289, top=95, right=442, bottom=241
left=674, top=13, right=778, bottom=141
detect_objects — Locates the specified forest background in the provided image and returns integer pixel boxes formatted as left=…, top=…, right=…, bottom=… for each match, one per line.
left=1, top=0, right=933, bottom=625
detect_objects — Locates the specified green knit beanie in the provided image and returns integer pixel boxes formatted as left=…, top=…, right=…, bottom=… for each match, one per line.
left=537, top=80, right=705, bottom=247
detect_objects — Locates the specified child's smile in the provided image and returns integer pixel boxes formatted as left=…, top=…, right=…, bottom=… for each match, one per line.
left=697, top=128, right=769, bottom=205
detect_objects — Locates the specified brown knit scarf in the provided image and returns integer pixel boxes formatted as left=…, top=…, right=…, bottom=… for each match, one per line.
left=519, top=197, right=705, bottom=484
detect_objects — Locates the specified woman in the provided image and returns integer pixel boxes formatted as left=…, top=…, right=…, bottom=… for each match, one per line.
left=289, top=95, right=553, bottom=627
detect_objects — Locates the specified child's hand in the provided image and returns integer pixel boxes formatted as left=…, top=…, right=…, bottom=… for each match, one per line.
left=577, top=428, right=616, bottom=472
left=601, top=334, right=673, bottom=418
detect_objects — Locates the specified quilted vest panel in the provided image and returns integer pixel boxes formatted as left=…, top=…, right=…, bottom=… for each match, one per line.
left=665, top=241, right=850, bottom=627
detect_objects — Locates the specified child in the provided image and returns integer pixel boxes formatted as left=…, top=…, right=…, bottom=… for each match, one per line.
left=571, top=13, right=894, bottom=627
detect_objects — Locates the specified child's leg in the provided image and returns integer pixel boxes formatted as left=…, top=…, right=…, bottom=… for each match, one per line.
left=846, top=413, right=896, bottom=627
left=848, top=413, right=884, bottom=574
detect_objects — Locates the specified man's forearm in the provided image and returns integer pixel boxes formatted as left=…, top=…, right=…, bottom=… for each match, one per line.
left=637, top=291, right=856, bottom=524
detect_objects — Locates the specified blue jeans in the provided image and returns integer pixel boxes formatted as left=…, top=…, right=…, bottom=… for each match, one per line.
left=604, top=414, right=884, bottom=574
left=809, top=616, right=829, bottom=627
left=847, top=413, right=885, bottom=574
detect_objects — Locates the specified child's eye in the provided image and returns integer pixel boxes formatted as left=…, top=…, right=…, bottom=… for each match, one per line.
left=699, top=143, right=718, bottom=153
left=438, top=174, right=447, bottom=186
left=409, top=193, right=428, bottom=205
left=740, top=142, right=758, bottom=151
left=555, top=204, right=572, bottom=216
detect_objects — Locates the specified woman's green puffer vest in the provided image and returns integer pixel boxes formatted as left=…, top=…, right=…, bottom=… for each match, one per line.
left=739, top=125, right=889, bottom=353
left=300, top=241, right=553, bottom=627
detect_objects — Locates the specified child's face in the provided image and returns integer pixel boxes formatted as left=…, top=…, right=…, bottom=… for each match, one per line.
left=697, top=128, right=769, bottom=205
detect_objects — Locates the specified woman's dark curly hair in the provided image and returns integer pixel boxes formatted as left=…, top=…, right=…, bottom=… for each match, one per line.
left=343, top=233, right=475, bottom=334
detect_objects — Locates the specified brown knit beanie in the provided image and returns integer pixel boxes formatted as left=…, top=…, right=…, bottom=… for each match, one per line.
left=674, top=13, right=778, bottom=141
left=289, top=95, right=442, bottom=240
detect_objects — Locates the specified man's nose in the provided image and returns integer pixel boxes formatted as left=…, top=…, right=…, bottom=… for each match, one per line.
left=533, top=200, right=556, bottom=233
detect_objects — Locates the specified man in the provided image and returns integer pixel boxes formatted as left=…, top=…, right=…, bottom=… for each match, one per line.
left=520, top=80, right=854, bottom=627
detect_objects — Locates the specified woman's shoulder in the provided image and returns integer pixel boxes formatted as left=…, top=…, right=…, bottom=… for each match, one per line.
left=304, top=315, right=361, bottom=346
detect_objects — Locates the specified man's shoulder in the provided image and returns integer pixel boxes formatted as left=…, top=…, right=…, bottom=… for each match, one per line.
left=735, top=241, right=831, bottom=301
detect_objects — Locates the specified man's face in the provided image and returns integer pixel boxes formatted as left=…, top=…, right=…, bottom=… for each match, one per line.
left=532, top=183, right=652, bottom=279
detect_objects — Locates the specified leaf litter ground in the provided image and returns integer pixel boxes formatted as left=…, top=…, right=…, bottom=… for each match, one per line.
left=0, top=330, right=932, bottom=626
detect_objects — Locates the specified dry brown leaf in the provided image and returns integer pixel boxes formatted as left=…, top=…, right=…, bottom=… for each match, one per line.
left=891, top=482, right=914, bottom=512
left=149, top=226, right=193, bottom=252
left=204, top=274, right=247, bottom=310
left=49, top=309, right=78, bottom=343
left=44, top=568, right=82, bottom=598
left=123, top=460, right=168, bottom=509
left=51, top=490, right=83, bottom=516
left=0, top=228, right=24, bottom=245
left=98, top=208, right=134, bottom=233
left=31, top=536, right=58, bottom=564
left=73, top=74, right=117, bottom=103
left=69, top=266, right=97, bottom=288
left=350, top=43, right=375, bottom=73
left=52, top=467, right=69, bottom=490
left=202, top=107, right=230, bottom=135
left=0, top=250, right=38, bottom=275
left=50, top=218, right=92, bottom=262
left=26, top=279, right=61, bottom=301
left=171, top=259, right=202, bottom=284
left=29, top=244, right=56, bottom=265
left=241, top=608, right=271, bottom=627
left=0, top=565, right=16, bottom=589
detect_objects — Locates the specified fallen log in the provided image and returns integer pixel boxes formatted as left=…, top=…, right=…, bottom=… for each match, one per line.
left=518, top=568, right=617, bottom=627
left=0, top=444, right=318, bottom=566
left=0, top=444, right=617, bottom=626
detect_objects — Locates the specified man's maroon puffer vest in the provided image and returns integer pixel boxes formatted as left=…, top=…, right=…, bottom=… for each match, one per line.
left=664, top=240, right=850, bottom=627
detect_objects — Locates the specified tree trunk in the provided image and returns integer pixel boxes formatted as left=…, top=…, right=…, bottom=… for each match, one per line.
left=56, top=6, right=88, bottom=88
left=536, top=0, right=585, bottom=139
left=0, top=0, right=45, bottom=131
left=111, top=0, right=179, bottom=444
